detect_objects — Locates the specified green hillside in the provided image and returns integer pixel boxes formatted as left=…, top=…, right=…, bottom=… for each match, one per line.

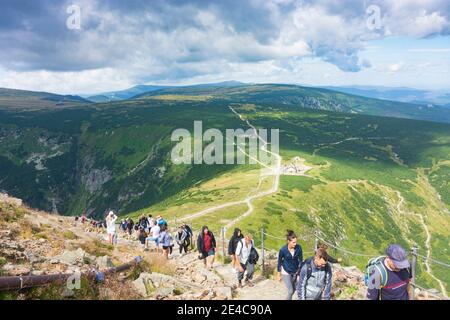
left=0, top=86, right=449, bottom=295
left=0, top=88, right=91, bottom=111
left=135, top=84, right=450, bottom=124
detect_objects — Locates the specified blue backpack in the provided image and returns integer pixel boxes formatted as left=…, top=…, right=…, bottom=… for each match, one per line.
left=364, top=256, right=388, bottom=288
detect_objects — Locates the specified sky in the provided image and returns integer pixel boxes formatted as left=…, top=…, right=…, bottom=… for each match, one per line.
left=0, top=0, right=449, bottom=95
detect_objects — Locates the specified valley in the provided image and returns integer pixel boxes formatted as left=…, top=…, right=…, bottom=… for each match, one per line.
left=0, top=84, right=449, bottom=296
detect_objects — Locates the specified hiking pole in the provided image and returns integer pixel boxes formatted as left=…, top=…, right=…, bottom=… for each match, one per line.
left=261, top=227, right=265, bottom=276
left=411, top=246, right=418, bottom=300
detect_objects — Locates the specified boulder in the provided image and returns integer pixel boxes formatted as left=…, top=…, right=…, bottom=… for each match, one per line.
left=155, top=287, right=174, bottom=299
left=2, top=263, right=31, bottom=276
left=214, top=286, right=233, bottom=300
left=95, top=256, right=114, bottom=270
left=57, top=248, right=86, bottom=265
left=132, top=272, right=156, bottom=297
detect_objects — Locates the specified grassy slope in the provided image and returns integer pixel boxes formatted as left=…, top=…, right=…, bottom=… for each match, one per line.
left=128, top=103, right=450, bottom=293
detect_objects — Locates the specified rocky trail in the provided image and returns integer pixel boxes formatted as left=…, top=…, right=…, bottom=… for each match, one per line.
left=0, top=193, right=445, bottom=300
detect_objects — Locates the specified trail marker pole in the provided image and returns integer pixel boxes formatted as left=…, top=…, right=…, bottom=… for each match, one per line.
left=411, top=246, right=418, bottom=300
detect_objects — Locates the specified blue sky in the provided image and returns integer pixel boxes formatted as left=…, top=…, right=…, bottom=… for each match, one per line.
left=0, top=0, right=449, bottom=94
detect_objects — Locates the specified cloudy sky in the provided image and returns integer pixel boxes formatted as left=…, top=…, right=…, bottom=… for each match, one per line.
left=0, top=0, right=449, bottom=94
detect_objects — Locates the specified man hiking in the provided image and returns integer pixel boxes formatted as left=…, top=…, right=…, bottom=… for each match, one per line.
left=228, top=228, right=244, bottom=273
left=235, top=233, right=258, bottom=288
left=277, top=230, right=303, bottom=300
left=175, top=225, right=189, bottom=256
left=126, top=218, right=134, bottom=237
left=145, top=222, right=161, bottom=252
left=197, top=226, right=216, bottom=270
left=297, top=247, right=332, bottom=300
left=366, top=244, right=412, bottom=300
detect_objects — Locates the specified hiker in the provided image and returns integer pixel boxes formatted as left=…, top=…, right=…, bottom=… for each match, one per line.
left=366, top=244, right=412, bottom=300
left=106, top=211, right=117, bottom=245
left=147, top=215, right=155, bottom=232
left=277, top=230, right=303, bottom=300
left=146, top=222, right=161, bottom=251
left=175, top=226, right=189, bottom=256
left=159, top=224, right=174, bottom=259
left=137, top=227, right=147, bottom=246
left=197, top=226, right=216, bottom=270
left=228, top=228, right=244, bottom=273
left=120, top=219, right=127, bottom=234
left=235, top=234, right=258, bottom=288
left=297, top=247, right=332, bottom=300
left=138, top=215, right=148, bottom=230
left=183, top=223, right=193, bottom=250
left=316, top=242, right=341, bottom=264
left=126, top=218, right=134, bottom=236
left=157, top=215, right=168, bottom=228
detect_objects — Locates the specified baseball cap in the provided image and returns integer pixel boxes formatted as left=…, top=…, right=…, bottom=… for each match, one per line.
left=386, top=244, right=410, bottom=269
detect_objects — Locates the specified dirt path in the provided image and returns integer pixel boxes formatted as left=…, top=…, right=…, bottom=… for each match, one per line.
left=395, top=191, right=448, bottom=297
left=180, top=106, right=282, bottom=229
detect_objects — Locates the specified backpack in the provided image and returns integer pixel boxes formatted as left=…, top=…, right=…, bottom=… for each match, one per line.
left=364, top=256, right=388, bottom=289
left=249, top=247, right=259, bottom=264
left=238, top=239, right=259, bottom=264
left=184, top=225, right=193, bottom=238
left=300, top=257, right=331, bottom=282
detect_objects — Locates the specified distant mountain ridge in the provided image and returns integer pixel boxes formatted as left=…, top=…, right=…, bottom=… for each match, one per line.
left=0, top=87, right=90, bottom=111
left=133, top=83, right=450, bottom=124
left=86, top=81, right=246, bottom=102
left=321, top=85, right=450, bottom=108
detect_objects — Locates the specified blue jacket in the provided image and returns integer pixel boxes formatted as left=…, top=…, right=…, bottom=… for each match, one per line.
left=277, top=244, right=303, bottom=275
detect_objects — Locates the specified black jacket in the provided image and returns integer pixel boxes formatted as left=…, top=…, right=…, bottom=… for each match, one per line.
left=197, top=226, right=216, bottom=255
left=228, top=228, right=243, bottom=255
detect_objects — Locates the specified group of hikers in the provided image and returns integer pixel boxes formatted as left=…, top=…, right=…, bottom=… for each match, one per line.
left=228, top=228, right=413, bottom=300
left=76, top=211, right=414, bottom=300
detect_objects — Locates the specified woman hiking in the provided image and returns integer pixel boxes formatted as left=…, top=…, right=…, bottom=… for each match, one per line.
left=197, top=226, right=216, bottom=270
left=277, top=230, right=303, bottom=300
left=105, top=211, right=118, bottom=245
left=228, top=228, right=244, bottom=273
left=159, top=224, right=174, bottom=259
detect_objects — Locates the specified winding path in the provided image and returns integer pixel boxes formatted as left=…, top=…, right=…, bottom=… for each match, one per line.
left=180, top=106, right=282, bottom=230
left=395, top=191, right=448, bottom=297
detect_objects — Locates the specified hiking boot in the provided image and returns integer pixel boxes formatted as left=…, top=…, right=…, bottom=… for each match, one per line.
left=245, top=279, right=254, bottom=287
left=237, top=282, right=243, bottom=289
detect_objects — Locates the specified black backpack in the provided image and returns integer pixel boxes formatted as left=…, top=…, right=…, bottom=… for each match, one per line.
left=249, top=247, right=259, bottom=264
left=184, top=225, right=193, bottom=238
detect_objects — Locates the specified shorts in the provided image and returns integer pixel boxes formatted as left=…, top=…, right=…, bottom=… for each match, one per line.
left=206, top=249, right=215, bottom=257
left=162, top=245, right=173, bottom=250
left=146, top=237, right=159, bottom=246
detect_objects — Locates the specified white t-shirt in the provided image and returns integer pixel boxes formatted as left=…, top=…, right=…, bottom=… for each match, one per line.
left=235, top=239, right=254, bottom=264
left=106, top=215, right=117, bottom=234
left=151, top=225, right=160, bottom=238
